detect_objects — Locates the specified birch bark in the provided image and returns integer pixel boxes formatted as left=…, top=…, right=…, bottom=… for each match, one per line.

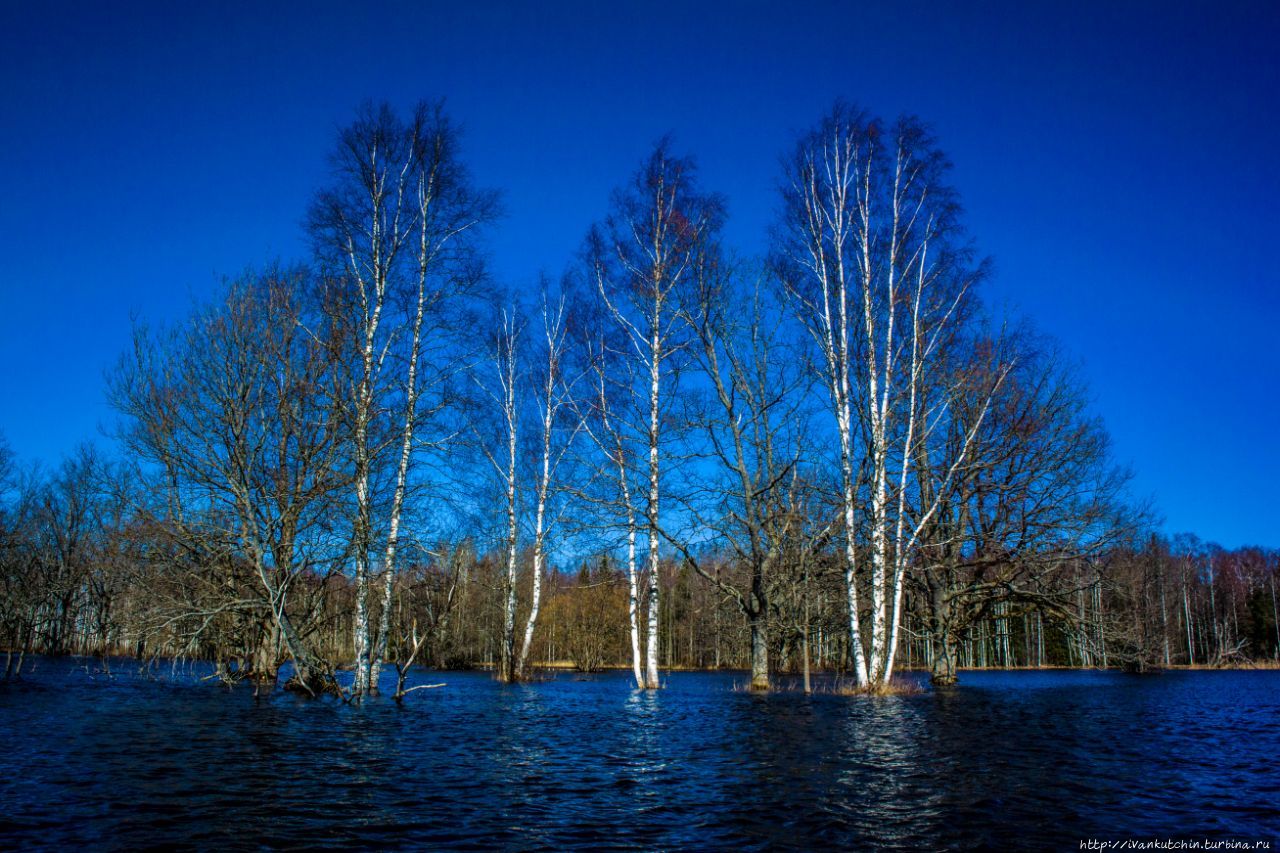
left=589, top=143, right=718, bottom=689
left=780, top=108, right=1003, bottom=688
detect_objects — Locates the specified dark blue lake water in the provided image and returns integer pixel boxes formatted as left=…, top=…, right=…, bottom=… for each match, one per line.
left=1, top=658, right=1277, bottom=850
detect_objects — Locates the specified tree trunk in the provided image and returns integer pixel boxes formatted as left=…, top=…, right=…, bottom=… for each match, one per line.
left=802, top=581, right=812, bottom=694
left=642, top=322, right=663, bottom=691
left=251, top=618, right=281, bottom=684
left=932, top=634, right=958, bottom=686
left=625, top=515, right=643, bottom=688
left=278, top=610, right=337, bottom=696
left=500, top=541, right=517, bottom=683
left=1271, top=576, right=1279, bottom=659
left=644, top=567, right=660, bottom=689
left=1183, top=577, right=1195, bottom=665
left=517, top=535, right=545, bottom=679
left=369, top=568, right=394, bottom=692
left=748, top=611, right=769, bottom=691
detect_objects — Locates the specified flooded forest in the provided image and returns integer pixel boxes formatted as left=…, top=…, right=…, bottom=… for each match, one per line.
left=2, top=102, right=1278, bottom=696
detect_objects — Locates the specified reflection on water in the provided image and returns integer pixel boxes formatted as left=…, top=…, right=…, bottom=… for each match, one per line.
left=0, top=659, right=1277, bottom=850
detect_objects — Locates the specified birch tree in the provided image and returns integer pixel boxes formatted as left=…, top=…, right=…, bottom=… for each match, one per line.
left=472, top=309, right=522, bottom=683
left=515, top=294, right=587, bottom=678
left=308, top=101, right=496, bottom=696
left=470, top=291, right=586, bottom=682
left=778, top=105, right=1002, bottom=689
left=587, top=140, right=723, bottom=689
left=578, top=328, right=646, bottom=687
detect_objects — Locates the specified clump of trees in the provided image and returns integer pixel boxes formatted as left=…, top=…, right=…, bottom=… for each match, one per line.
left=3, top=99, right=1273, bottom=694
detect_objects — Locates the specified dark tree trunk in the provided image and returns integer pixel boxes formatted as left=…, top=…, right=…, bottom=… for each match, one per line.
left=275, top=610, right=339, bottom=696
left=749, top=612, right=769, bottom=691
left=250, top=619, right=281, bottom=684
left=932, top=634, right=959, bottom=686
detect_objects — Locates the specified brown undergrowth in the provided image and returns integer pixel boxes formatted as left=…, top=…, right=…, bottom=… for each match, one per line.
left=732, top=676, right=926, bottom=696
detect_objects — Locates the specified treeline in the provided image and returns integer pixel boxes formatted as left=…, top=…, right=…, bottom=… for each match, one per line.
left=2, top=458, right=1275, bottom=687
left=2, top=100, right=1275, bottom=694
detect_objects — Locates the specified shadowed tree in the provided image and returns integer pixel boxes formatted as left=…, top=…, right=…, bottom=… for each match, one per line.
left=911, top=330, right=1141, bottom=684
left=661, top=259, right=817, bottom=691
left=110, top=269, right=349, bottom=694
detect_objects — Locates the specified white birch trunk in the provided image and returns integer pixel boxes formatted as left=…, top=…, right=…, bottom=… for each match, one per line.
left=368, top=413, right=412, bottom=689
left=858, top=156, right=894, bottom=685
left=840, top=442, right=870, bottom=686
left=592, top=363, right=645, bottom=689
left=347, top=178, right=389, bottom=697
left=515, top=299, right=581, bottom=679
left=369, top=263, right=428, bottom=689
left=643, top=328, right=662, bottom=689
left=517, top=412, right=552, bottom=677
left=803, top=131, right=871, bottom=688
left=477, top=313, right=522, bottom=684
left=622, top=462, right=644, bottom=688
left=368, top=166, right=444, bottom=689
left=501, top=367, right=519, bottom=683
left=590, top=146, right=707, bottom=691
left=351, top=323, right=378, bottom=694
left=501, top=469, right=518, bottom=682
left=517, top=531, right=543, bottom=677
left=881, top=251, right=925, bottom=684
left=352, top=397, right=374, bottom=694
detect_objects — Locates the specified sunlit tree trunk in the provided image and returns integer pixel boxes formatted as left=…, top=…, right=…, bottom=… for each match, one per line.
left=369, top=197, right=432, bottom=690
left=517, top=298, right=582, bottom=678
left=590, top=143, right=717, bottom=690
left=516, top=460, right=547, bottom=679
left=643, top=323, right=663, bottom=690
left=584, top=358, right=645, bottom=688
left=496, top=317, right=520, bottom=683
left=625, top=503, right=643, bottom=686
left=308, top=102, right=496, bottom=697
left=780, top=108, right=1002, bottom=689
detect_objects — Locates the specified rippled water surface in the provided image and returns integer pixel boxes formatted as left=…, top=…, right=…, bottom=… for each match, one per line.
left=1, top=659, right=1277, bottom=850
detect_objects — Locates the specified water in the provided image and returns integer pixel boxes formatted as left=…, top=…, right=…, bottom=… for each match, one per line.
left=1, top=659, right=1277, bottom=850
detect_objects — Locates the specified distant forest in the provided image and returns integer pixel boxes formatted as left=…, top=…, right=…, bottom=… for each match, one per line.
left=2, top=101, right=1277, bottom=696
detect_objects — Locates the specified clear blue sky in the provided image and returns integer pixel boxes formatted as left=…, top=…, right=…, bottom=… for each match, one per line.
left=1, top=1, right=1276, bottom=547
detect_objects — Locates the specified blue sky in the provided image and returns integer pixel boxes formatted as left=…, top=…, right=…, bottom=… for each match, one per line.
left=1, top=1, right=1276, bottom=546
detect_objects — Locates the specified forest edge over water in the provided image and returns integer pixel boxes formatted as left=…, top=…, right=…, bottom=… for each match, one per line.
left=2, top=101, right=1278, bottom=700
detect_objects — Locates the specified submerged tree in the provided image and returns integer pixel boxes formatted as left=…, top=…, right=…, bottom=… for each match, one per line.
left=665, top=262, right=817, bottom=691
left=110, top=269, right=350, bottom=693
left=586, top=139, right=724, bottom=689
left=911, top=330, right=1139, bottom=684
left=515, top=293, right=587, bottom=678
left=4, top=97, right=1226, bottom=694
left=777, top=104, right=1003, bottom=689
left=308, top=100, right=497, bottom=696
left=472, top=307, right=523, bottom=683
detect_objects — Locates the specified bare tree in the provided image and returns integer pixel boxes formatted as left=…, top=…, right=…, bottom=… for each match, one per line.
left=577, top=325, right=647, bottom=687
left=778, top=104, right=1000, bottom=688
left=515, top=293, right=587, bottom=678
left=110, top=269, right=349, bottom=694
left=308, top=100, right=497, bottom=696
left=389, top=539, right=465, bottom=702
left=471, top=307, right=523, bottom=683
left=588, top=140, right=723, bottom=689
left=912, top=331, right=1140, bottom=683
left=663, top=261, right=816, bottom=691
